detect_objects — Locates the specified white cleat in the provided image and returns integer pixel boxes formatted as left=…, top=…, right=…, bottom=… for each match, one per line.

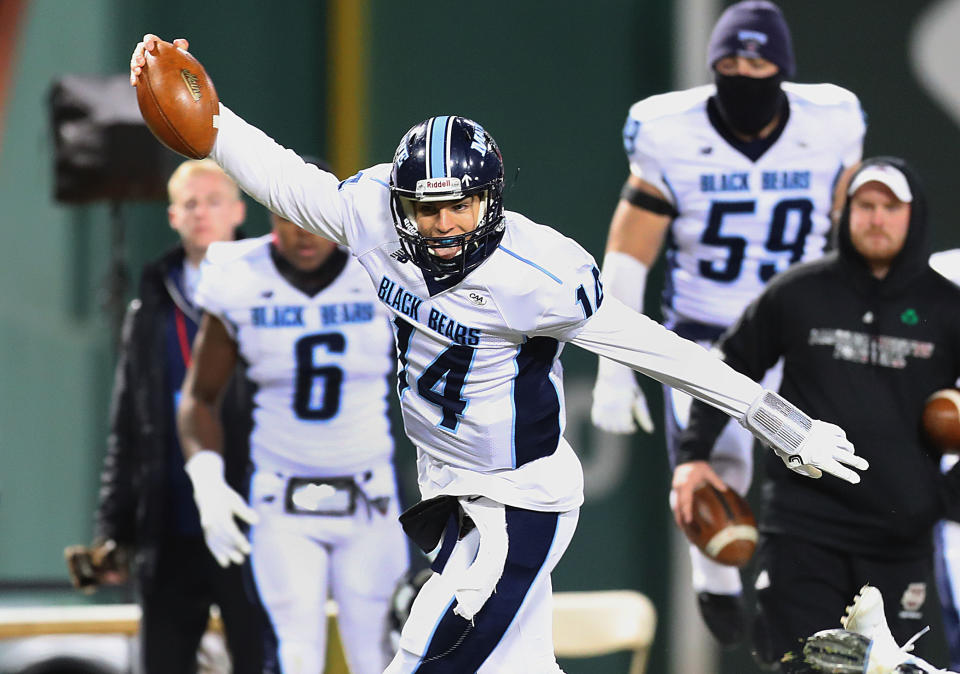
left=841, top=585, right=941, bottom=674
left=842, top=585, right=899, bottom=647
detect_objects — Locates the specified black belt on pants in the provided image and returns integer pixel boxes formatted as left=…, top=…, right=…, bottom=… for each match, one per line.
left=284, top=476, right=357, bottom=516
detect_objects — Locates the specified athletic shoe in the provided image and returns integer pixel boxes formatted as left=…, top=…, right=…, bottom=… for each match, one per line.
left=842, top=585, right=933, bottom=674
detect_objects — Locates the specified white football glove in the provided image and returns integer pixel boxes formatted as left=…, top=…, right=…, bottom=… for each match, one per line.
left=184, top=450, right=259, bottom=567
left=591, top=357, right=654, bottom=434
left=742, top=391, right=869, bottom=484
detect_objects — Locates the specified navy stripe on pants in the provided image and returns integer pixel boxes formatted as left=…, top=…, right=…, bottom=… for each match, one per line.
left=413, top=506, right=559, bottom=672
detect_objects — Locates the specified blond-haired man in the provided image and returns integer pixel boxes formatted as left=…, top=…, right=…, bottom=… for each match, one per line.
left=92, top=159, right=265, bottom=673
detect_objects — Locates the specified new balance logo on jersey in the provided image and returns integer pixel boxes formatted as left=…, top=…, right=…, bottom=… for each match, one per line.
left=261, top=290, right=274, bottom=298
left=390, top=249, right=410, bottom=264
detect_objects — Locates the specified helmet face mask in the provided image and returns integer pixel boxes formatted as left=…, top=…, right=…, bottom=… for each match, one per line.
left=390, top=116, right=505, bottom=277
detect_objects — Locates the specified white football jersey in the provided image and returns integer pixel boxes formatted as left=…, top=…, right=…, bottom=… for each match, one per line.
left=625, top=82, right=865, bottom=327
left=195, top=236, right=395, bottom=476
left=310, top=164, right=599, bottom=477
left=930, top=249, right=960, bottom=474
left=211, top=104, right=769, bottom=510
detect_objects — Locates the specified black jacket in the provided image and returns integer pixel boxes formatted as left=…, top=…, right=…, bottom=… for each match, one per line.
left=93, top=246, right=252, bottom=586
left=679, top=157, right=960, bottom=558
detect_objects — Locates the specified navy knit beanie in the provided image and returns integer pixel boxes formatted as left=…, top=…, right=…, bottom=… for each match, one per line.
left=707, top=1, right=795, bottom=77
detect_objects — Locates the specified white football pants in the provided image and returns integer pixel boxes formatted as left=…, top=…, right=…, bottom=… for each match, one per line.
left=384, top=507, right=579, bottom=673
left=249, top=466, right=409, bottom=674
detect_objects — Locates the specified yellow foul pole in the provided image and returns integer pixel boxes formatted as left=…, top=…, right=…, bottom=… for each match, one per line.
left=327, top=0, right=368, bottom=178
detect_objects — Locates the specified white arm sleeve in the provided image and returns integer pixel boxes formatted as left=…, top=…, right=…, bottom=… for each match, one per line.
left=211, top=104, right=352, bottom=247
left=600, top=251, right=646, bottom=312
left=595, top=252, right=647, bottom=385
left=572, top=296, right=762, bottom=419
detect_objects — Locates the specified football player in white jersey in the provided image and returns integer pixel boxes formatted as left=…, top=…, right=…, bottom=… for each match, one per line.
left=590, top=0, right=866, bottom=645
left=178, top=204, right=409, bottom=673
left=929, top=249, right=960, bottom=672
left=133, top=34, right=869, bottom=672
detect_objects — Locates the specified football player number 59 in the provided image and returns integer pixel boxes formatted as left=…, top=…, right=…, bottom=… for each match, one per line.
left=700, top=198, right=813, bottom=282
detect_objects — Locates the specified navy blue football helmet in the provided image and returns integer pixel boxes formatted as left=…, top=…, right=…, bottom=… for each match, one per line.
left=389, top=116, right=505, bottom=277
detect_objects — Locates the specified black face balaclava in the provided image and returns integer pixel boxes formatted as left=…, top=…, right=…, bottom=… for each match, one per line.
left=714, top=72, right=786, bottom=136
left=708, top=1, right=794, bottom=135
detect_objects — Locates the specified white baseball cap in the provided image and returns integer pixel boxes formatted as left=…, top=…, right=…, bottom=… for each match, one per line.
left=847, top=164, right=913, bottom=203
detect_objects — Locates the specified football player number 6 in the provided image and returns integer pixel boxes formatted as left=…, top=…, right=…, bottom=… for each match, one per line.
left=293, top=332, right=346, bottom=420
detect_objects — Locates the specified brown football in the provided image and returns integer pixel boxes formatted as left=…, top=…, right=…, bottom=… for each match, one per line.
left=680, top=484, right=757, bottom=567
left=135, top=39, right=218, bottom=159
left=922, top=389, right=960, bottom=454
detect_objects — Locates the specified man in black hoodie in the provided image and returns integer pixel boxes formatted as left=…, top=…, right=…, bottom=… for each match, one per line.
left=672, top=157, right=960, bottom=667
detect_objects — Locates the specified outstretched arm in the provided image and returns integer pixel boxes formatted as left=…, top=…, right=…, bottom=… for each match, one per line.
left=571, top=297, right=868, bottom=484
left=575, top=296, right=761, bottom=418
left=130, top=34, right=351, bottom=246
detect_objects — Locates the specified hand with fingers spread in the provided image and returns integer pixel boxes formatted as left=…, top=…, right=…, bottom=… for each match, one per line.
left=129, top=33, right=189, bottom=86
left=591, top=357, right=655, bottom=434
left=670, top=460, right=728, bottom=528
left=184, top=450, right=259, bottom=567
left=742, top=390, right=869, bottom=484
left=779, top=420, right=868, bottom=484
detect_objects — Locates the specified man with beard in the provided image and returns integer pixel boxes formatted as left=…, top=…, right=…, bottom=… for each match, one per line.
left=590, top=0, right=866, bottom=646
left=129, top=30, right=870, bottom=669
left=674, top=158, right=960, bottom=667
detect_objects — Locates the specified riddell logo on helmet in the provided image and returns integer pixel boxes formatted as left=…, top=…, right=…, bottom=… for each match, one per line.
left=416, top=177, right=462, bottom=196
